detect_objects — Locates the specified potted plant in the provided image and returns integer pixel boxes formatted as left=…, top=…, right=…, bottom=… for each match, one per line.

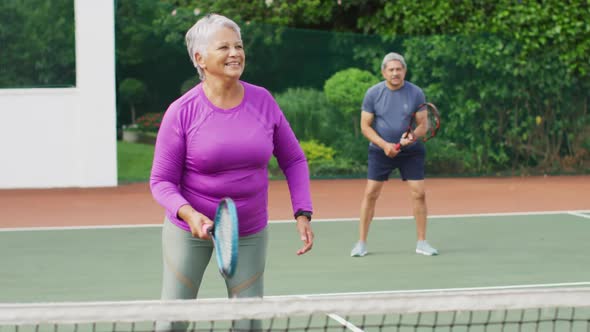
left=122, top=123, right=142, bottom=143
left=122, top=112, right=163, bottom=144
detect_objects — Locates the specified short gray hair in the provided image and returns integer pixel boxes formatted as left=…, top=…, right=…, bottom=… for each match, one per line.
left=381, top=52, right=407, bottom=70
left=185, top=14, right=242, bottom=80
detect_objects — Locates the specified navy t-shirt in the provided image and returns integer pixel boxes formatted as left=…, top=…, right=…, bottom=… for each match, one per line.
left=362, top=81, right=426, bottom=152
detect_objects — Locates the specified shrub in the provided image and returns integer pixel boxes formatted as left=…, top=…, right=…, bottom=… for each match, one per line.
left=268, top=140, right=367, bottom=178
left=299, top=140, right=334, bottom=166
left=424, top=139, right=473, bottom=175
left=324, top=68, right=379, bottom=137
left=135, top=112, right=164, bottom=132
left=267, top=140, right=334, bottom=178
left=275, top=87, right=343, bottom=146
left=307, top=158, right=366, bottom=178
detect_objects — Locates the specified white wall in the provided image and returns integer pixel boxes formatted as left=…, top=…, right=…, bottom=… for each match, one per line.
left=0, top=0, right=117, bottom=189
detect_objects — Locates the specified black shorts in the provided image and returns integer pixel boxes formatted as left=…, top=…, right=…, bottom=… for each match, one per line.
left=367, top=145, right=425, bottom=181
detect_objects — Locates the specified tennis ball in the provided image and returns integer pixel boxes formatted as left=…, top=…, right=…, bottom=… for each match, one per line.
left=535, top=116, right=542, bottom=125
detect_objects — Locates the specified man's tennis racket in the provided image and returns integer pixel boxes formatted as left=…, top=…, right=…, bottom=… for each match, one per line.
left=201, top=197, right=239, bottom=278
left=395, top=102, right=441, bottom=151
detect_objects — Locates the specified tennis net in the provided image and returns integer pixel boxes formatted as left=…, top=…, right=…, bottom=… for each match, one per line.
left=1, top=287, right=589, bottom=331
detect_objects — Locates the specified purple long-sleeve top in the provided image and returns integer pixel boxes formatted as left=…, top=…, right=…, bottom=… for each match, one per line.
left=150, top=81, right=313, bottom=236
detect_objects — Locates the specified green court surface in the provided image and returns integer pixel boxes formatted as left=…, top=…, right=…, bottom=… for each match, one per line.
left=1, top=212, right=589, bottom=303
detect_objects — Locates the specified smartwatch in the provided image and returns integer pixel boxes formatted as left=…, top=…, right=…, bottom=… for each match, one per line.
left=294, top=210, right=312, bottom=222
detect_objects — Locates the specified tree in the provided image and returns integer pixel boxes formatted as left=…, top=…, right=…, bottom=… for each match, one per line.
left=0, top=0, right=75, bottom=87
left=115, top=1, right=194, bottom=124
left=180, top=76, right=199, bottom=95
left=118, top=78, right=147, bottom=124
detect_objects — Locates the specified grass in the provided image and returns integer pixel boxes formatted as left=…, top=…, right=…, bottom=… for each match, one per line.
left=117, top=140, right=154, bottom=183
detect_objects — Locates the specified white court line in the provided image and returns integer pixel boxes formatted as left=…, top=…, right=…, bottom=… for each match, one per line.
left=266, top=281, right=590, bottom=299
left=272, top=210, right=590, bottom=223
left=327, top=313, right=364, bottom=332
left=568, top=211, right=590, bottom=219
left=0, top=224, right=162, bottom=232
left=1, top=210, right=589, bottom=232
left=270, top=209, right=590, bottom=223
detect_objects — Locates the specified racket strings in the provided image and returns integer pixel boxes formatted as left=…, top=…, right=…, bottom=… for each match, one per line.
left=425, top=104, right=440, bottom=139
left=217, top=207, right=235, bottom=271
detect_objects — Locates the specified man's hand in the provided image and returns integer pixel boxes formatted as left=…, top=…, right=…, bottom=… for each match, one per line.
left=400, top=132, right=416, bottom=146
left=383, top=143, right=400, bottom=158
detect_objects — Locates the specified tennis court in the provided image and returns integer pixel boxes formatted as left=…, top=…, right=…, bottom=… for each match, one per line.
left=1, top=176, right=589, bottom=331
left=1, top=210, right=590, bottom=303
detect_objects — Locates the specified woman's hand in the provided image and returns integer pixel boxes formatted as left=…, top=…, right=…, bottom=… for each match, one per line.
left=178, top=204, right=213, bottom=239
left=295, top=216, right=314, bottom=255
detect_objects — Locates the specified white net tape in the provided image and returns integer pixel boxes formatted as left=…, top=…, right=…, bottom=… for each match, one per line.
left=1, top=287, right=589, bottom=331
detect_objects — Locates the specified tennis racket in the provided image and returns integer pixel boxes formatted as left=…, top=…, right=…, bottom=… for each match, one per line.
left=395, top=102, right=440, bottom=151
left=201, top=197, right=239, bottom=278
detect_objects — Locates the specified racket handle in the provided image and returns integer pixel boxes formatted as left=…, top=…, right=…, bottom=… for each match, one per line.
left=394, top=143, right=401, bottom=151
left=201, top=224, right=212, bottom=235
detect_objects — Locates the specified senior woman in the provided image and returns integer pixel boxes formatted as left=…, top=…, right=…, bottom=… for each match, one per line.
left=150, top=13, right=314, bottom=331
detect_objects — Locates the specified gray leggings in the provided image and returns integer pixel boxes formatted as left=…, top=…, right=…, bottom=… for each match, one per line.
left=156, top=218, right=268, bottom=331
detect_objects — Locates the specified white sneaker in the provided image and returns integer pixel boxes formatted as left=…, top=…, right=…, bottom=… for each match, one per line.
left=416, top=240, right=439, bottom=256
left=350, top=241, right=368, bottom=257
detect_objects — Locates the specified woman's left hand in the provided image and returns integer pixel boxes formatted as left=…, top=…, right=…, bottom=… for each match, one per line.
left=295, top=217, right=314, bottom=255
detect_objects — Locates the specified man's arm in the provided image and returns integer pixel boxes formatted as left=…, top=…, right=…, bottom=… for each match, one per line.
left=360, top=111, right=399, bottom=158
left=411, top=109, right=428, bottom=140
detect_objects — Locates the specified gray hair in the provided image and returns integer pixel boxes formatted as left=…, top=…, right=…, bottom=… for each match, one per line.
left=185, top=14, right=242, bottom=80
left=381, top=52, right=407, bottom=70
